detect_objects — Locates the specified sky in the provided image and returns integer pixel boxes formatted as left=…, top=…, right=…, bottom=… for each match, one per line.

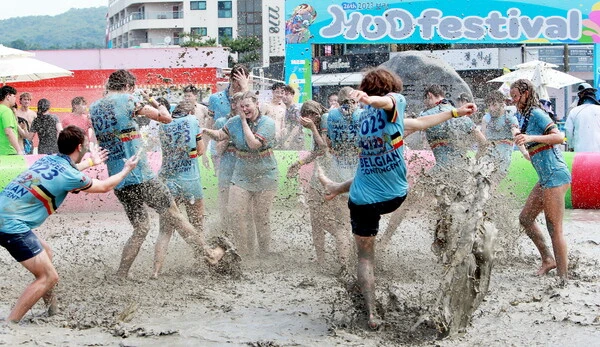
left=0, top=0, right=107, bottom=20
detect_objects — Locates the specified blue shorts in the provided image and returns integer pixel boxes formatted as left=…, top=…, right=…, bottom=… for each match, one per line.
left=539, top=166, right=571, bottom=189
left=348, top=195, right=407, bottom=237
left=0, top=230, right=43, bottom=262
left=165, top=178, right=204, bottom=203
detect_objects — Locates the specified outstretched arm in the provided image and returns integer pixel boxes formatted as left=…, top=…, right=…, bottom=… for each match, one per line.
left=85, top=155, right=140, bottom=193
left=404, top=103, right=478, bottom=132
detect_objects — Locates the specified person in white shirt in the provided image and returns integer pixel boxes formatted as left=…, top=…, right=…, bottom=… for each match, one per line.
left=565, top=83, right=600, bottom=152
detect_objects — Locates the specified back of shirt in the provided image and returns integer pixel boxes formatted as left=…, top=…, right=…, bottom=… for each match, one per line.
left=159, top=115, right=202, bottom=181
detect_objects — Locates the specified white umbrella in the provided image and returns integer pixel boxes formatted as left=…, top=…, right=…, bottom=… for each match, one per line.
left=0, top=56, right=73, bottom=83
left=488, top=60, right=584, bottom=99
left=0, top=44, right=34, bottom=58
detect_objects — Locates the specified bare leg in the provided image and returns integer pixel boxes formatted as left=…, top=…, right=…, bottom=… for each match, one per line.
left=354, top=235, right=380, bottom=329
left=7, top=249, right=59, bottom=323
left=229, top=185, right=251, bottom=256
left=117, top=209, right=151, bottom=278
left=378, top=204, right=407, bottom=252
left=519, top=184, right=556, bottom=276
left=542, top=183, right=570, bottom=280
left=252, top=190, right=276, bottom=254
left=218, top=186, right=231, bottom=236
left=38, top=239, right=57, bottom=315
left=152, top=215, right=174, bottom=279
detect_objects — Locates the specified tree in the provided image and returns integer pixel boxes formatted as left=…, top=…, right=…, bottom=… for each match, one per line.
left=179, top=32, right=217, bottom=47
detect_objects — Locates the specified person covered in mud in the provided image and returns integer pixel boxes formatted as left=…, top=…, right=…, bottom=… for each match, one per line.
left=90, top=69, right=224, bottom=279
left=510, top=79, right=571, bottom=282
left=378, top=84, right=488, bottom=251
left=481, top=90, right=530, bottom=185
left=206, top=64, right=251, bottom=170
left=317, top=67, right=478, bottom=329
left=214, top=92, right=243, bottom=236
left=203, top=91, right=278, bottom=257
left=0, top=126, right=138, bottom=323
left=286, top=100, right=353, bottom=267
left=152, top=100, right=209, bottom=278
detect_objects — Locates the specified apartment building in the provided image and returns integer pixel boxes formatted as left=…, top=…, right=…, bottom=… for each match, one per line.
left=107, top=0, right=237, bottom=48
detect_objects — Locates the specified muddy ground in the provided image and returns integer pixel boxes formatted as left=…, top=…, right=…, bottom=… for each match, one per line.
left=1, top=201, right=599, bottom=346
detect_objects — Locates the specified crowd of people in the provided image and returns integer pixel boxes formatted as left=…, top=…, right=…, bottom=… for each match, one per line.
left=0, top=64, right=593, bottom=329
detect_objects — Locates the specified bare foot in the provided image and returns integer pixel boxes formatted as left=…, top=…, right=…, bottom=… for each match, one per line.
left=536, top=258, right=557, bottom=276
left=150, top=273, right=158, bottom=280
left=46, top=297, right=58, bottom=317
left=315, top=166, right=338, bottom=201
left=205, top=247, right=225, bottom=266
left=368, top=313, right=383, bottom=330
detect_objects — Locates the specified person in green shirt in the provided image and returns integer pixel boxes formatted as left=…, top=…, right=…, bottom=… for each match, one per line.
left=0, top=86, right=23, bottom=155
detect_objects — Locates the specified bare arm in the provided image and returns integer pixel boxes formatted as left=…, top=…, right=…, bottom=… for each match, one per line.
left=514, top=127, right=564, bottom=146
left=286, top=118, right=327, bottom=178
left=196, top=134, right=206, bottom=156
left=203, top=128, right=229, bottom=141
left=404, top=103, right=478, bottom=132
left=241, top=118, right=263, bottom=150
left=5, top=127, right=24, bottom=154
left=84, top=155, right=139, bottom=193
left=511, top=127, right=531, bottom=160
left=137, top=101, right=171, bottom=124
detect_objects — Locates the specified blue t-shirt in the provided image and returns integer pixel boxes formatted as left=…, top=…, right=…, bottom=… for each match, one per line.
left=421, top=103, right=476, bottom=168
left=159, top=114, right=203, bottom=183
left=349, top=93, right=408, bottom=205
left=90, top=93, right=155, bottom=190
left=0, top=154, right=92, bottom=234
left=208, top=90, right=231, bottom=121
left=215, top=116, right=236, bottom=188
left=326, top=107, right=363, bottom=182
left=223, top=115, right=278, bottom=191
left=483, top=112, right=519, bottom=174
left=523, top=108, right=571, bottom=188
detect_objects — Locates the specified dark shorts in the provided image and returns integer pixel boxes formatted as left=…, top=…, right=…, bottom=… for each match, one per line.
left=0, top=230, right=43, bottom=262
left=348, top=195, right=407, bottom=237
left=114, top=178, right=173, bottom=227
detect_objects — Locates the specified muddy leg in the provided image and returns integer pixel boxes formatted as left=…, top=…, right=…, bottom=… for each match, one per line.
left=354, top=235, right=380, bottom=329
left=152, top=215, right=174, bottom=279
left=519, top=184, right=556, bottom=275
left=229, top=185, right=251, bottom=256
left=253, top=190, right=276, bottom=254
left=542, top=183, right=570, bottom=281
left=117, top=209, right=151, bottom=278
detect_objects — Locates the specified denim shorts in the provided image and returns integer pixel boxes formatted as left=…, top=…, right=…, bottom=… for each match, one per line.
left=0, top=230, right=43, bottom=262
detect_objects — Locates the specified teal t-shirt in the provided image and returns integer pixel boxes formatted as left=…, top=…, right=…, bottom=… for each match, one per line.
left=349, top=93, right=408, bottom=205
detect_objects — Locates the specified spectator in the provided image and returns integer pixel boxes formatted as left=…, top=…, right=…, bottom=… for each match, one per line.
left=565, top=83, right=600, bottom=152
left=30, top=99, right=63, bottom=155
left=61, top=97, right=95, bottom=142
left=0, top=86, right=23, bottom=155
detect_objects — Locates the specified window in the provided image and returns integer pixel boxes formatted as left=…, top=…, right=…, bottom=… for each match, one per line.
left=218, top=27, right=233, bottom=42
left=191, top=27, right=207, bottom=36
left=190, top=1, right=206, bottom=10
left=218, top=1, right=232, bottom=18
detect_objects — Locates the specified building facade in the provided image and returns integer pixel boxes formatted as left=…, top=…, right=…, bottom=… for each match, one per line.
left=107, top=0, right=238, bottom=48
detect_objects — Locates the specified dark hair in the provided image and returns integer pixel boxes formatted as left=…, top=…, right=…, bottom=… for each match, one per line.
left=0, top=86, right=17, bottom=102
left=457, top=92, right=472, bottom=102
left=358, top=67, right=403, bottom=96
left=156, top=97, right=171, bottom=110
left=283, top=85, right=295, bottom=95
left=423, top=84, right=445, bottom=98
left=71, top=96, right=86, bottom=111
left=107, top=69, right=136, bottom=91
left=271, top=82, right=286, bottom=91
left=37, top=98, right=51, bottom=116
left=230, top=64, right=249, bottom=80
left=183, top=85, right=198, bottom=95
left=58, top=126, right=86, bottom=155
left=577, top=90, right=600, bottom=106
left=510, top=79, right=540, bottom=116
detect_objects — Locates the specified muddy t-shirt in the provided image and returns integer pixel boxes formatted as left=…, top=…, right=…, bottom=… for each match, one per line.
left=0, top=154, right=92, bottom=234
left=421, top=103, right=475, bottom=168
left=90, top=93, right=154, bottom=190
left=215, top=116, right=236, bottom=188
left=349, top=93, right=408, bottom=205
left=223, top=115, right=278, bottom=191
left=30, top=114, right=60, bottom=155
left=483, top=112, right=519, bottom=173
left=159, top=114, right=202, bottom=181
left=326, top=107, right=362, bottom=182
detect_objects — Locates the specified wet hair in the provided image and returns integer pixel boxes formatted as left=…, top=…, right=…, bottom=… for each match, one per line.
left=328, top=92, right=338, bottom=99
left=71, top=96, right=86, bottom=111
left=337, top=86, right=354, bottom=102
left=156, top=97, right=171, bottom=110
left=0, top=85, right=17, bottom=102
left=423, top=84, right=445, bottom=98
left=457, top=92, right=472, bottom=103
left=183, top=85, right=198, bottom=95
left=230, top=64, right=250, bottom=80
left=283, top=85, right=295, bottom=95
left=173, top=99, right=195, bottom=117
left=485, top=90, right=506, bottom=106
left=358, top=67, right=403, bottom=96
left=19, top=92, right=32, bottom=101
left=271, top=82, right=286, bottom=91
left=106, top=69, right=136, bottom=91
left=240, top=90, right=258, bottom=104
left=231, top=91, right=245, bottom=104
left=58, top=125, right=86, bottom=155
left=510, top=79, right=540, bottom=117
left=301, top=100, right=327, bottom=118
left=37, top=98, right=51, bottom=116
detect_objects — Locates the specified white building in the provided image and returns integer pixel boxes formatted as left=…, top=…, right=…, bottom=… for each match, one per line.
left=107, top=0, right=237, bottom=48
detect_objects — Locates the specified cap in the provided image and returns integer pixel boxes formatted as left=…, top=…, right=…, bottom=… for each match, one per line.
left=577, top=82, right=596, bottom=92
